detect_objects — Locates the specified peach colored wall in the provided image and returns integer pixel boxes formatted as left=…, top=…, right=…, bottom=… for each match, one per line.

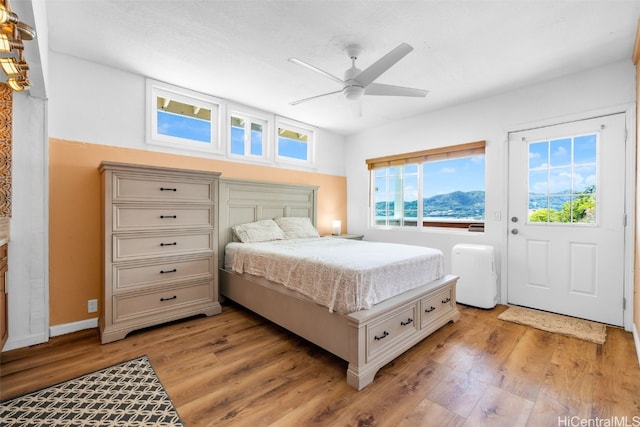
left=49, top=138, right=347, bottom=326
left=635, top=55, right=640, bottom=334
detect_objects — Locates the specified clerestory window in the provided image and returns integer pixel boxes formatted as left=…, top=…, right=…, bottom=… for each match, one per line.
left=146, top=79, right=222, bottom=153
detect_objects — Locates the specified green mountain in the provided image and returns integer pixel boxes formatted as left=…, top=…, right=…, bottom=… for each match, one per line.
left=375, top=190, right=485, bottom=220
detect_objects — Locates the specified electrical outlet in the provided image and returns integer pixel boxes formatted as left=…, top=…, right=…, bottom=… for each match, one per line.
left=88, top=299, right=98, bottom=313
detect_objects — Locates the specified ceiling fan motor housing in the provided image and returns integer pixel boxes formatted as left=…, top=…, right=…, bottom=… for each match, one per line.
left=343, top=82, right=364, bottom=101
left=343, top=65, right=363, bottom=101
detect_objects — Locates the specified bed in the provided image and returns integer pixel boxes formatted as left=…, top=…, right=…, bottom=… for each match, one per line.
left=218, top=178, right=459, bottom=390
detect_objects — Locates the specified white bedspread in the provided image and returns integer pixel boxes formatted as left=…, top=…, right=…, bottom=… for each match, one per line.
left=225, top=237, right=444, bottom=314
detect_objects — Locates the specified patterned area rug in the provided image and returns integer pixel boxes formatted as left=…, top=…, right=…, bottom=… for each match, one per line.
left=498, top=305, right=606, bottom=344
left=1, top=355, right=183, bottom=426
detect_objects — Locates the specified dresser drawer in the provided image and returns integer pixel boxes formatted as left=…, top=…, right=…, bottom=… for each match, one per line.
left=113, top=281, right=214, bottom=323
left=113, top=255, right=214, bottom=291
left=367, top=303, right=418, bottom=361
left=420, top=287, right=455, bottom=328
left=113, top=205, right=214, bottom=232
left=113, top=230, right=214, bottom=262
left=113, top=174, right=215, bottom=203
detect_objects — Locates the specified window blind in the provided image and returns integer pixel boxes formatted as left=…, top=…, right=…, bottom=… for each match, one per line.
left=366, top=140, right=486, bottom=170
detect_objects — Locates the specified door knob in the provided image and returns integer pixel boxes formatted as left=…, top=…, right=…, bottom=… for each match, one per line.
left=511, top=217, right=518, bottom=222
left=511, top=229, right=519, bottom=235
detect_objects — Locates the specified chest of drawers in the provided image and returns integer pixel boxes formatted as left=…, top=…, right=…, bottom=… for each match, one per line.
left=99, top=162, right=221, bottom=344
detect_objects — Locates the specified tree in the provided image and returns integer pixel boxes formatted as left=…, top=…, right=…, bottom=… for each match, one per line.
left=529, top=185, right=596, bottom=223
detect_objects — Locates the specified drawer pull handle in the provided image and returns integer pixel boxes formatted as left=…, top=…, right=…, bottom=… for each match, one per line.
left=160, top=269, right=177, bottom=274
left=160, top=215, right=177, bottom=219
left=374, top=331, right=389, bottom=341
left=160, top=242, right=177, bottom=247
left=160, top=295, right=177, bottom=302
left=400, top=318, right=413, bottom=326
left=160, top=187, right=177, bottom=192
left=442, top=297, right=451, bottom=304
left=425, top=306, right=436, bottom=313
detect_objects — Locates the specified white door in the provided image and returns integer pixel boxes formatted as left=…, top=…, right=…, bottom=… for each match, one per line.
left=507, top=114, right=626, bottom=326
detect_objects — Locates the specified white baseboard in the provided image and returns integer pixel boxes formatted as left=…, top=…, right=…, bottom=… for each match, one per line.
left=3, top=332, right=49, bottom=352
left=49, top=318, right=98, bottom=338
left=633, top=323, right=640, bottom=368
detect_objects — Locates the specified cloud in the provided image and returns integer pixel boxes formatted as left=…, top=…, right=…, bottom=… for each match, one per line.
left=441, top=167, right=456, bottom=174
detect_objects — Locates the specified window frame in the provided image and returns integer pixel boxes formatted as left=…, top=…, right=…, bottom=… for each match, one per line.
left=146, top=79, right=223, bottom=153
left=227, top=107, right=271, bottom=163
left=367, top=141, right=486, bottom=231
left=275, top=117, right=316, bottom=167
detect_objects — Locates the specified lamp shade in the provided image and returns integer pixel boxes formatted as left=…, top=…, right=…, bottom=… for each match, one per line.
left=331, top=220, right=341, bottom=236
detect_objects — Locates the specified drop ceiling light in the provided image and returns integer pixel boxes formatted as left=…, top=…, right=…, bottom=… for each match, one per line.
left=0, top=57, right=26, bottom=75
left=0, top=0, right=35, bottom=92
left=6, top=74, right=28, bottom=91
left=0, top=33, right=22, bottom=53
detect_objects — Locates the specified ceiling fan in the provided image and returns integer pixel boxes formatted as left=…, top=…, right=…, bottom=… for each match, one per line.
left=288, top=43, right=428, bottom=115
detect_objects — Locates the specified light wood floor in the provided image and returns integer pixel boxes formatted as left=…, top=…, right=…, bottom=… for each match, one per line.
left=1, top=303, right=639, bottom=426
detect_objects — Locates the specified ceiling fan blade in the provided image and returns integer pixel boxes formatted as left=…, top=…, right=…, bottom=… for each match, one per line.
left=289, top=90, right=343, bottom=106
left=365, top=83, right=428, bottom=97
left=354, top=43, right=414, bottom=88
left=288, top=57, right=344, bottom=85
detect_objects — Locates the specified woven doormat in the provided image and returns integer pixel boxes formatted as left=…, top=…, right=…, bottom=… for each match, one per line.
left=498, top=305, right=606, bottom=344
left=0, top=355, right=183, bottom=426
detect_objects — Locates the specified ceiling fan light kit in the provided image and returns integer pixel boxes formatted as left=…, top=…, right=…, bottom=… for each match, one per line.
left=289, top=42, right=428, bottom=114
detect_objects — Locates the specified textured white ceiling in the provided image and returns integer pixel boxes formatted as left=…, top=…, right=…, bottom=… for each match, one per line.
left=45, top=0, right=640, bottom=136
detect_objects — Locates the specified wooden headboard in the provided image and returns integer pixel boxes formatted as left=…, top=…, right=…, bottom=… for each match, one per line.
left=218, top=178, right=318, bottom=267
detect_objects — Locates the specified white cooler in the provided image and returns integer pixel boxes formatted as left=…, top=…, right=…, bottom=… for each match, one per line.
left=451, top=243, right=497, bottom=309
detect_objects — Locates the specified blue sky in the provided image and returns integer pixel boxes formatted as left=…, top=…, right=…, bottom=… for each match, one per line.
left=528, top=134, right=597, bottom=195
left=422, top=156, right=485, bottom=198
left=157, top=110, right=211, bottom=143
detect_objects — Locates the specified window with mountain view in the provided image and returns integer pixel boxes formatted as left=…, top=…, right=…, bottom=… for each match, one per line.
left=368, top=141, right=485, bottom=230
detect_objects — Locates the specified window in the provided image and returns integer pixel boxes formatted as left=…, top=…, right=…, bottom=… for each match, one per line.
left=528, top=133, right=597, bottom=224
left=367, top=141, right=486, bottom=230
left=275, top=118, right=315, bottom=166
left=146, top=79, right=222, bottom=153
left=229, top=110, right=269, bottom=162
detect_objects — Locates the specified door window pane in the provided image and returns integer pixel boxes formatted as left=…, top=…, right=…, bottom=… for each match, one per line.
left=527, top=134, right=598, bottom=224
left=550, top=138, right=571, bottom=167
left=529, top=141, right=548, bottom=169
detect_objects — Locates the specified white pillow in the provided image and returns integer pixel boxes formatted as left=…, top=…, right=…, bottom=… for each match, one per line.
left=232, top=219, right=287, bottom=243
left=274, top=216, right=320, bottom=239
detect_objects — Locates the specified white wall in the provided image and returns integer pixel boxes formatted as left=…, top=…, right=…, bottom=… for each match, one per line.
left=5, top=93, right=48, bottom=351
left=345, top=60, right=636, bottom=308
left=48, top=52, right=346, bottom=176
left=3, top=0, right=49, bottom=351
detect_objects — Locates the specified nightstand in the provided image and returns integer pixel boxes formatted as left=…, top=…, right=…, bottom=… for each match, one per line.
left=324, top=234, right=364, bottom=240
